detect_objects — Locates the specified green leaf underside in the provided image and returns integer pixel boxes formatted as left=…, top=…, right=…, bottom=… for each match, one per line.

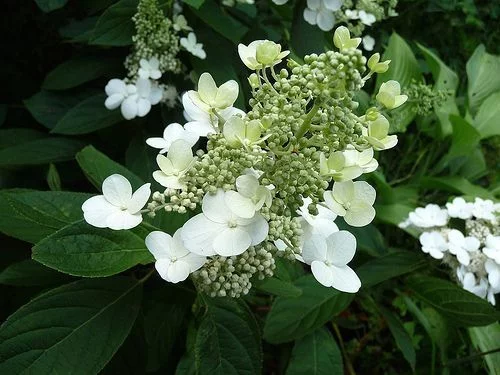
left=33, top=220, right=154, bottom=277
left=263, top=275, right=353, bottom=344
left=195, top=297, right=262, bottom=375
left=406, top=275, right=500, bottom=326
left=0, top=190, right=91, bottom=243
left=0, top=277, right=142, bottom=374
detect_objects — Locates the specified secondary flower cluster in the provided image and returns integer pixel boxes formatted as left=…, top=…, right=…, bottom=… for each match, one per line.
left=104, top=0, right=206, bottom=120
left=400, top=197, right=500, bottom=305
left=83, top=27, right=406, bottom=297
left=272, top=0, right=399, bottom=50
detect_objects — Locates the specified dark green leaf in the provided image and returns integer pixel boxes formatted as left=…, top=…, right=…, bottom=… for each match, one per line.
left=446, top=115, right=480, bottom=160
left=0, top=190, right=91, bottom=243
left=406, top=275, right=500, bottom=326
left=379, top=307, right=416, bottom=371
left=183, top=0, right=205, bottom=9
left=76, top=145, right=145, bottom=190
left=290, top=5, right=326, bottom=58
left=43, top=57, right=120, bottom=91
left=0, top=277, right=142, bottom=374
left=357, top=251, right=426, bottom=288
left=90, top=0, right=138, bottom=46
left=0, top=260, right=71, bottom=287
left=59, top=16, right=99, bottom=43
left=195, top=297, right=262, bottom=375
left=337, top=222, right=387, bottom=257
left=52, top=94, right=123, bottom=135
left=32, top=220, right=153, bottom=277
left=46, top=164, right=62, bottom=191
left=419, top=176, right=494, bottom=199
left=466, top=44, right=500, bottom=114
left=125, top=136, right=157, bottom=182
left=254, top=276, right=302, bottom=297
left=0, top=128, right=45, bottom=149
left=474, top=91, right=500, bottom=139
left=273, top=257, right=305, bottom=282
left=34, top=0, right=68, bottom=12
left=286, top=327, right=343, bottom=375
left=263, top=275, right=353, bottom=344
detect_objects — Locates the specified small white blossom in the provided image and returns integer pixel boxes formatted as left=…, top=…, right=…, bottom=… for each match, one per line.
left=298, top=196, right=339, bottom=241
left=345, top=9, right=359, bottom=19
left=301, top=231, right=361, bottom=292
left=303, top=0, right=343, bottom=32
left=362, top=35, right=375, bottom=51
left=173, top=14, right=192, bottom=32
left=162, top=84, right=178, bottom=108
left=272, top=0, right=289, bottom=4
left=472, top=197, right=497, bottom=221
left=333, top=26, right=361, bottom=51
left=358, top=10, right=376, bottom=26
left=319, top=146, right=378, bottom=181
left=180, top=32, right=206, bottom=59
left=363, top=115, right=398, bottom=151
left=324, top=180, right=376, bottom=227
left=238, top=40, right=289, bottom=70
left=104, top=79, right=136, bottom=119
left=145, top=230, right=206, bottom=283
left=138, top=57, right=162, bottom=80
left=447, top=229, right=480, bottom=266
left=152, top=140, right=194, bottom=189
left=111, top=78, right=162, bottom=120
left=82, top=174, right=150, bottom=230
left=446, top=197, right=474, bottom=219
left=407, top=204, right=448, bottom=228
left=376, top=80, right=408, bottom=110
left=419, top=231, right=448, bottom=259
left=224, top=174, right=273, bottom=219
left=181, top=189, right=269, bottom=256
left=457, top=268, right=488, bottom=299
left=485, top=259, right=500, bottom=290
left=146, top=123, right=199, bottom=154
left=483, top=235, right=500, bottom=264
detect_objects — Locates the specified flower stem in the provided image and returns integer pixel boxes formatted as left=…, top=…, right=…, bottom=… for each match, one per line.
left=295, top=101, right=320, bottom=139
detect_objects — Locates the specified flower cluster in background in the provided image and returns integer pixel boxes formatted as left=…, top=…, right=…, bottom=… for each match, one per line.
left=84, top=27, right=406, bottom=298
left=272, top=0, right=398, bottom=50
left=400, top=197, right=500, bottom=305
left=104, top=0, right=207, bottom=120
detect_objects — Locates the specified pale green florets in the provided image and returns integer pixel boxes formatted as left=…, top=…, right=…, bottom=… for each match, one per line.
left=193, top=243, right=276, bottom=298
left=406, top=81, right=452, bottom=116
left=125, top=0, right=182, bottom=79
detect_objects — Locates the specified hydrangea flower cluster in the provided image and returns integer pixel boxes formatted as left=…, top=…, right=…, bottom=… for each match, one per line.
left=84, top=27, right=406, bottom=298
left=400, top=197, right=500, bottom=305
left=272, top=0, right=399, bottom=50
left=104, top=0, right=207, bottom=120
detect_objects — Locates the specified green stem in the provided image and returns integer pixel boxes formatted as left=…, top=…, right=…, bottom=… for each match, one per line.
left=332, top=323, right=357, bottom=375
left=295, top=102, right=320, bottom=139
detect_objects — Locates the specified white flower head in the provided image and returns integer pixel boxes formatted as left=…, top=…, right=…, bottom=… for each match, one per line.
left=82, top=174, right=150, bottom=230
left=223, top=116, right=262, bottom=148
left=376, top=80, right=408, bottom=110
left=222, top=174, right=273, bottom=219
left=407, top=204, right=448, bottom=228
left=191, top=72, right=239, bottom=111
left=146, top=123, right=199, bottom=154
left=358, top=10, right=376, bottom=26
left=483, top=235, right=500, bottom=264
left=419, top=231, right=448, bottom=259
left=118, top=78, right=163, bottom=120
left=485, top=259, right=500, bottom=290
left=319, top=146, right=378, bottom=181
left=173, top=14, right=192, bottom=32
left=181, top=189, right=269, bottom=256
left=145, top=230, right=206, bottom=283
left=304, top=0, right=343, bottom=32
left=363, top=114, right=398, bottom=151
left=152, top=139, right=194, bottom=189
left=104, top=79, right=136, bottom=119
left=238, top=40, right=289, bottom=70
left=362, top=35, right=375, bottom=51
left=180, top=32, right=206, bottom=59
left=301, top=230, right=361, bottom=293
left=298, top=196, right=338, bottom=241
left=138, top=57, right=162, bottom=80
left=472, top=197, right=497, bottom=221
left=457, top=269, right=488, bottom=299
left=447, top=229, right=480, bottom=266
left=324, top=180, right=376, bottom=227
left=345, top=9, right=359, bottom=19
left=446, top=197, right=474, bottom=219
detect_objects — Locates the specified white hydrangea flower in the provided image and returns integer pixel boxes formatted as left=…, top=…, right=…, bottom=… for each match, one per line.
left=181, top=189, right=269, bottom=256
left=120, top=78, right=163, bottom=120
left=146, top=123, right=199, bottom=154
left=419, top=231, right=448, bottom=259
left=272, top=0, right=289, bottom=4
left=224, top=174, right=272, bottom=219
left=319, top=146, right=378, bottom=181
left=485, top=259, right=500, bottom=290
left=180, top=32, right=206, bottom=59
left=223, top=116, right=262, bottom=148
left=301, top=231, right=361, bottom=292
left=162, top=84, right=178, bottom=108
left=238, top=40, right=289, bottom=70
left=173, top=14, right=192, bottom=32
left=447, top=229, right=480, bottom=266
left=138, top=57, right=162, bottom=80
left=376, top=80, right=408, bottom=110
left=446, top=197, right=474, bottom=219
left=472, top=197, right=497, bottom=221
left=333, top=26, right=361, bottom=51
left=362, top=35, right=375, bottom=51
left=82, top=174, right=150, bottom=230
left=152, top=140, right=194, bottom=189
left=407, top=204, right=448, bottom=228
left=363, top=114, right=398, bottom=150
left=457, top=268, right=488, bottom=299
left=145, top=230, right=206, bottom=283
left=303, top=0, right=343, bottom=32
left=191, top=72, right=239, bottom=111
left=483, top=235, right=500, bottom=264
left=345, top=9, right=359, bottom=19
left=298, top=196, right=339, bottom=241
left=323, top=180, right=375, bottom=227
left=104, top=79, right=137, bottom=119
left=358, top=10, right=376, bottom=26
